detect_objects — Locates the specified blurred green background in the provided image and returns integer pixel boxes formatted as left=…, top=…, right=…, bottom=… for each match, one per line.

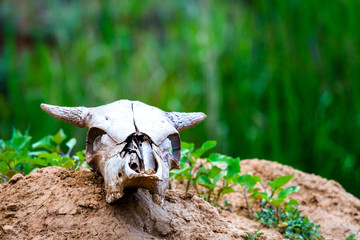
left=1, top=0, right=359, bottom=197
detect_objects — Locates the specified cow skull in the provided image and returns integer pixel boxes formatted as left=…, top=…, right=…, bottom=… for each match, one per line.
left=40, top=100, right=206, bottom=205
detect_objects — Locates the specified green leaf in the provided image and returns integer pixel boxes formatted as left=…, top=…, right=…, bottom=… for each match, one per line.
left=250, top=192, right=269, bottom=200
left=276, top=186, right=300, bottom=199
left=227, top=157, right=241, bottom=176
left=45, top=158, right=62, bottom=166
left=5, top=170, right=17, bottom=178
left=27, top=158, right=49, bottom=167
left=270, top=198, right=284, bottom=207
left=191, top=140, right=216, bottom=159
left=75, top=151, right=85, bottom=161
left=32, top=136, right=57, bottom=152
left=62, top=159, right=75, bottom=169
left=268, top=174, right=294, bottom=190
left=287, top=199, right=298, bottom=206
left=208, top=153, right=241, bottom=175
left=51, top=129, right=67, bottom=145
left=209, top=153, right=231, bottom=164
left=196, top=165, right=209, bottom=178
left=22, top=162, right=33, bottom=175
left=0, top=151, right=18, bottom=164
left=12, top=128, right=23, bottom=138
left=38, top=152, right=63, bottom=161
left=221, top=187, right=235, bottom=194
left=213, top=171, right=227, bottom=185
left=235, top=174, right=260, bottom=189
left=171, top=165, right=191, bottom=174
left=66, top=138, right=77, bottom=152
left=248, top=187, right=259, bottom=194
left=346, top=230, right=360, bottom=240
left=253, top=175, right=263, bottom=184
left=200, top=175, right=212, bottom=185
left=181, top=142, right=195, bottom=152
left=284, top=199, right=298, bottom=211
left=7, top=133, right=32, bottom=153
left=0, top=161, right=11, bottom=176
left=207, top=165, right=223, bottom=179
left=198, top=175, right=217, bottom=188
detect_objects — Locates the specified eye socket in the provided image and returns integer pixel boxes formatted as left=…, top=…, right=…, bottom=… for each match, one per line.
left=86, top=128, right=106, bottom=154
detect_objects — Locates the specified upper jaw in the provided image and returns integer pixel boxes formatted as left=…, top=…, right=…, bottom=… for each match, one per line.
left=102, top=142, right=170, bottom=205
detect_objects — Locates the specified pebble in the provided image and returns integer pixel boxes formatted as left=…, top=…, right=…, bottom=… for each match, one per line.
left=2, top=225, right=15, bottom=234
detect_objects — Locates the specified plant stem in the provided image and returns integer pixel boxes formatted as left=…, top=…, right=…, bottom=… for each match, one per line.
left=214, top=188, right=223, bottom=206
left=186, top=180, right=191, bottom=192
left=4, top=160, right=12, bottom=171
left=207, top=189, right=213, bottom=202
left=260, top=182, right=267, bottom=192
left=243, top=188, right=253, bottom=218
left=193, top=182, right=200, bottom=195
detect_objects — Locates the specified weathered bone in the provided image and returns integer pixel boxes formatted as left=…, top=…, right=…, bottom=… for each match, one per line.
left=40, top=104, right=89, bottom=128
left=40, top=99, right=206, bottom=205
left=142, top=141, right=156, bottom=175
left=166, top=112, right=207, bottom=131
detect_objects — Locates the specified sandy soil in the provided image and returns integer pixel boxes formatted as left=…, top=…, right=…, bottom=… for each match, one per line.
left=0, top=159, right=359, bottom=239
left=223, top=159, right=360, bottom=239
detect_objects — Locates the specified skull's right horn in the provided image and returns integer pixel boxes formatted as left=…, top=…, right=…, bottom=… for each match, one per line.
left=40, top=103, right=89, bottom=128
left=166, top=112, right=207, bottom=131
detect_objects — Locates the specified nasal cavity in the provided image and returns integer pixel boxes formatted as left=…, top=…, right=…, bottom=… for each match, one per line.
left=130, top=162, right=139, bottom=172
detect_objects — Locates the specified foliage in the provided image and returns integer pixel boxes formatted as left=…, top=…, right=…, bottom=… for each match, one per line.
left=256, top=207, right=322, bottom=239
left=171, top=141, right=323, bottom=239
left=248, top=175, right=322, bottom=239
left=0, top=128, right=86, bottom=183
left=1, top=0, right=360, bottom=199
left=245, top=230, right=264, bottom=240
left=250, top=175, right=300, bottom=210
left=347, top=230, right=360, bottom=240
left=234, top=173, right=263, bottom=218
left=1, top=130, right=325, bottom=239
left=170, top=140, right=241, bottom=206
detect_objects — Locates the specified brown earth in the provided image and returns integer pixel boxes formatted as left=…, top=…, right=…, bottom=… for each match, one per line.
left=0, top=159, right=359, bottom=239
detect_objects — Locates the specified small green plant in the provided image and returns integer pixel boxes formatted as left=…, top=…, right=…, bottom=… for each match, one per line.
left=169, top=141, right=216, bottom=192
left=234, top=173, right=264, bottom=218
left=170, top=141, right=241, bottom=206
left=347, top=230, right=360, bottom=240
left=169, top=140, right=323, bottom=239
left=251, top=175, right=300, bottom=220
left=245, top=230, right=264, bottom=240
left=196, top=152, right=241, bottom=206
left=249, top=175, right=322, bottom=239
left=0, top=128, right=86, bottom=183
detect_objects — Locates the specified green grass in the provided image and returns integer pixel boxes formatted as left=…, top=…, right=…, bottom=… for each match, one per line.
left=1, top=0, right=360, bottom=197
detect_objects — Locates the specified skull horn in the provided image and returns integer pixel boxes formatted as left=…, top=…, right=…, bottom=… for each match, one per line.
left=166, top=112, right=207, bottom=131
left=40, top=103, right=89, bottom=128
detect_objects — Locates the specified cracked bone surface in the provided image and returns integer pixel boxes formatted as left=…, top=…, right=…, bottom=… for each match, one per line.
left=40, top=100, right=206, bottom=204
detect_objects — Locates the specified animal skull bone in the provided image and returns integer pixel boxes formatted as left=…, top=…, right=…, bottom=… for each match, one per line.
left=40, top=100, right=206, bottom=205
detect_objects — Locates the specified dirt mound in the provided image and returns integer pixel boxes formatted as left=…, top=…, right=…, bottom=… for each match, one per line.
left=237, top=159, right=360, bottom=239
left=0, top=159, right=359, bottom=239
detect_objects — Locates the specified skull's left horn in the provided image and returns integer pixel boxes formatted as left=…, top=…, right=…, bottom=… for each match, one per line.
left=166, top=112, right=207, bottom=131
left=40, top=103, right=89, bottom=128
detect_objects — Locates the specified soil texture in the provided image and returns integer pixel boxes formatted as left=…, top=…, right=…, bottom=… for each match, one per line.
left=0, top=159, right=359, bottom=239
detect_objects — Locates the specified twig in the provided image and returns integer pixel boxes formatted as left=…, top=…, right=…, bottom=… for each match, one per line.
left=244, top=188, right=253, bottom=218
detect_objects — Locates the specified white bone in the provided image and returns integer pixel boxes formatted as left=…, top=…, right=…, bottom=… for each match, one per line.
left=40, top=99, right=206, bottom=204
left=141, top=140, right=156, bottom=175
